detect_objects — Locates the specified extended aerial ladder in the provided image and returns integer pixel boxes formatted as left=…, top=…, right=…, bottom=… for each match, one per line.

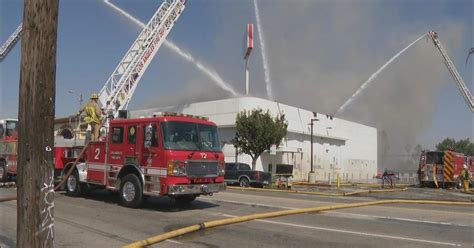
left=0, top=23, right=22, bottom=62
left=98, top=0, right=186, bottom=117
left=427, top=31, right=474, bottom=112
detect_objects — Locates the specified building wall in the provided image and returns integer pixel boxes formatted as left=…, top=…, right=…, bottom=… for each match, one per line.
left=132, top=97, right=377, bottom=183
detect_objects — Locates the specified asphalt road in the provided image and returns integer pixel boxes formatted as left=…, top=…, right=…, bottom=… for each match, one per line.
left=1, top=187, right=473, bottom=248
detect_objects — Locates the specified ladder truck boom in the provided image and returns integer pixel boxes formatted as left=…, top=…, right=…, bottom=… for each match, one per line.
left=98, top=0, right=186, bottom=117
left=0, top=23, right=22, bottom=62
left=427, top=31, right=474, bottom=112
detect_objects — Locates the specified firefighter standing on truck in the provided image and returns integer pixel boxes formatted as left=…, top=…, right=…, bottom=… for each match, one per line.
left=76, top=93, right=102, bottom=141
left=459, top=164, right=471, bottom=192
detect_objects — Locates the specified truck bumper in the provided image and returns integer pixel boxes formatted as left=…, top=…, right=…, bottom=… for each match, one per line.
left=168, top=182, right=226, bottom=195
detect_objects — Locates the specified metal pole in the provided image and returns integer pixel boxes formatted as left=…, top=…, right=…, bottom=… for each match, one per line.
left=79, top=93, right=83, bottom=109
left=310, top=121, right=313, bottom=172
left=245, top=58, right=249, bottom=95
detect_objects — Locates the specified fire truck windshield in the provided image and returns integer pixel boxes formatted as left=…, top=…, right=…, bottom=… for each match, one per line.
left=161, top=121, right=221, bottom=152
left=426, top=151, right=444, bottom=164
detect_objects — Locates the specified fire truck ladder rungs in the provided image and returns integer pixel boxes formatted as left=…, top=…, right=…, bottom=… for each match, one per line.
left=0, top=23, right=22, bottom=62
left=98, top=0, right=185, bottom=117
left=428, top=31, right=474, bottom=112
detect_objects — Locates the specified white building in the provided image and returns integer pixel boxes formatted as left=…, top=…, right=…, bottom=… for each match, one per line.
left=132, top=97, right=377, bottom=183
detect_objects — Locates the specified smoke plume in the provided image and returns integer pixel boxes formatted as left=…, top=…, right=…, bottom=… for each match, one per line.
left=136, top=0, right=470, bottom=171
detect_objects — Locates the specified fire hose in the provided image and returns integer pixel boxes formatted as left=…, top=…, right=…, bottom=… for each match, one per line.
left=123, top=199, right=474, bottom=248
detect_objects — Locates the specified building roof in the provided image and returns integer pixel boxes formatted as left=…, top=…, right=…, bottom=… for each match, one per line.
left=131, top=96, right=376, bottom=141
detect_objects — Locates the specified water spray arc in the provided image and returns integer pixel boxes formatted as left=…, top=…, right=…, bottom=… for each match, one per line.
left=336, top=33, right=427, bottom=115
left=253, top=0, right=274, bottom=100
left=103, top=0, right=238, bottom=96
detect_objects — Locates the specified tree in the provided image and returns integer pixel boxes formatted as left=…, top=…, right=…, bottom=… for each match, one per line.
left=17, top=0, right=59, bottom=247
left=233, top=109, right=288, bottom=170
left=435, top=138, right=474, bottom=156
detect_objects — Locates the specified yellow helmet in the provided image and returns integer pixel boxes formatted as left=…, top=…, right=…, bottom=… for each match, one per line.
left=90, top=93, right=98, bottom=100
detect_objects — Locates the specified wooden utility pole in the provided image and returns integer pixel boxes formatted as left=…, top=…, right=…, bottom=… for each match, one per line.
left=17, top=0, right=59, bottom=247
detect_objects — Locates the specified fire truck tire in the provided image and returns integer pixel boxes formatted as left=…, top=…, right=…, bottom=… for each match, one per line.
left=0, top=161, right=7, bottom=183
left=119, top=174, right=143, bottom=208
left=65, top=170, right=83, bottom=197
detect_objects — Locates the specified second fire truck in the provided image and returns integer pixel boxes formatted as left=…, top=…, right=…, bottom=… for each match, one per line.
left=418, top=150, right=473, bottom=188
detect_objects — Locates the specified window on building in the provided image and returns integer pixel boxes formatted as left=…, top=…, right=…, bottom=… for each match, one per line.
left=112, top=127, right=123, bottom=143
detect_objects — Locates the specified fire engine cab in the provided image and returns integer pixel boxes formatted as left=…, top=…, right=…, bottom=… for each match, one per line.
left=63, top=113, right=226, bottom=208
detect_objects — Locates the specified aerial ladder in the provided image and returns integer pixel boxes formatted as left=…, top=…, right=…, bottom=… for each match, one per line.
left=427, top=31, right=474, bottom=112
left=0, top=23, right=22, bottom=62
left=1, top=0, right=185, bottom=117
left=98, top=0, right=186, bottom=117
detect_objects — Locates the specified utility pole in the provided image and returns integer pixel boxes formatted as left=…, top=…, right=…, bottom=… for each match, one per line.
left=308, top=118, right=318, bottom=183
left=17, top=0, right=59, bottom=247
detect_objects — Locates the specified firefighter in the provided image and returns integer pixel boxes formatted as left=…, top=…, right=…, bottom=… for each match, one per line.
left=459, top=164, right=471, bottom=192
left=76, top=93, right=103, bottom=141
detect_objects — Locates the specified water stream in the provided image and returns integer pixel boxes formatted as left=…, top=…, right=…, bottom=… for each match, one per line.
left=336, top=33, right=427, bottom=115
left=103, top=0, right=238, bottom=96
left=253, top=0, right=274, bottom=99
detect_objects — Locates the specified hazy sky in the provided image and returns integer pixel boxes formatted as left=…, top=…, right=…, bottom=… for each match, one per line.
left=0, top=0, right=472, bottom=151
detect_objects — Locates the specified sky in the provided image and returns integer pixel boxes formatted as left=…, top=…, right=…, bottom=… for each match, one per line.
left=0, top=0, right=473, bottom=157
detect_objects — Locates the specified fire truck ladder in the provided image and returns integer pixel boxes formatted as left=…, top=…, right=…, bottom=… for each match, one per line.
left=0, top=23, right=22, bottom=62
left=98, top=0, right=186, bottom=117
left=428, top=31, right=474, bottom=112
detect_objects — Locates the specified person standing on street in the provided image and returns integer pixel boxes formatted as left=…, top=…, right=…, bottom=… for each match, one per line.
left=459, top=164, right=471, bottom=192
left=76, top=93, right=102, bottom=141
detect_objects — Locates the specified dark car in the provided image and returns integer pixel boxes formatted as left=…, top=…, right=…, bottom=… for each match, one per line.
left=224, top=162, right=271, bottom=188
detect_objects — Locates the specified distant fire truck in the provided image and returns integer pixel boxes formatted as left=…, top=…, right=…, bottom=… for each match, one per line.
left=0, top=119, right=18, bottom=182
left=418, top=150, right=473, bottom=188
left=63, top=113, right=226, bottom=207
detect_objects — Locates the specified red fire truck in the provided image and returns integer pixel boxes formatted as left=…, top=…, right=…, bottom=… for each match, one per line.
left=0, top=118, right=78, bottom=182
left=418, top=150, right=473, bottom=188
left=0, top=119, right=18, bottom=182
left=62, top=113, right=226, bottom=207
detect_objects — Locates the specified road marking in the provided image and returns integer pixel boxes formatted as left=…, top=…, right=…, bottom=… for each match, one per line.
left=220, top=213, right=462, bottom=247
left=166, top=239, right=183, bottom=244
left=201, top=198, right=297, bottom=210
left=328, top=211, right=473, bottom=227
left=202, top=198, right=471, bottom=228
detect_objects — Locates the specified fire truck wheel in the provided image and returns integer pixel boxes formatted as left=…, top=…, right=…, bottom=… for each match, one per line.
left=119, top=174, right=143, bottom=208
left=65, top=170, right=82, bottom=197
left=0, top=161, right=7, bottom=183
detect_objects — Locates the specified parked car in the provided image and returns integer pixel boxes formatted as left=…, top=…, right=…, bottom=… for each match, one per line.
left=224, top=162, right=271, bottom=188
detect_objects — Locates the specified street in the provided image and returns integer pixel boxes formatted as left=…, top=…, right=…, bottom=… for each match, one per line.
left=1, top=187, right=473, bottom=248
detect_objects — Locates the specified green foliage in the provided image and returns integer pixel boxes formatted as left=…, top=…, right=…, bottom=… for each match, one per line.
left=234, top=108, right=288, bottom=170
left=435, top=138, right=474, bottom=156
